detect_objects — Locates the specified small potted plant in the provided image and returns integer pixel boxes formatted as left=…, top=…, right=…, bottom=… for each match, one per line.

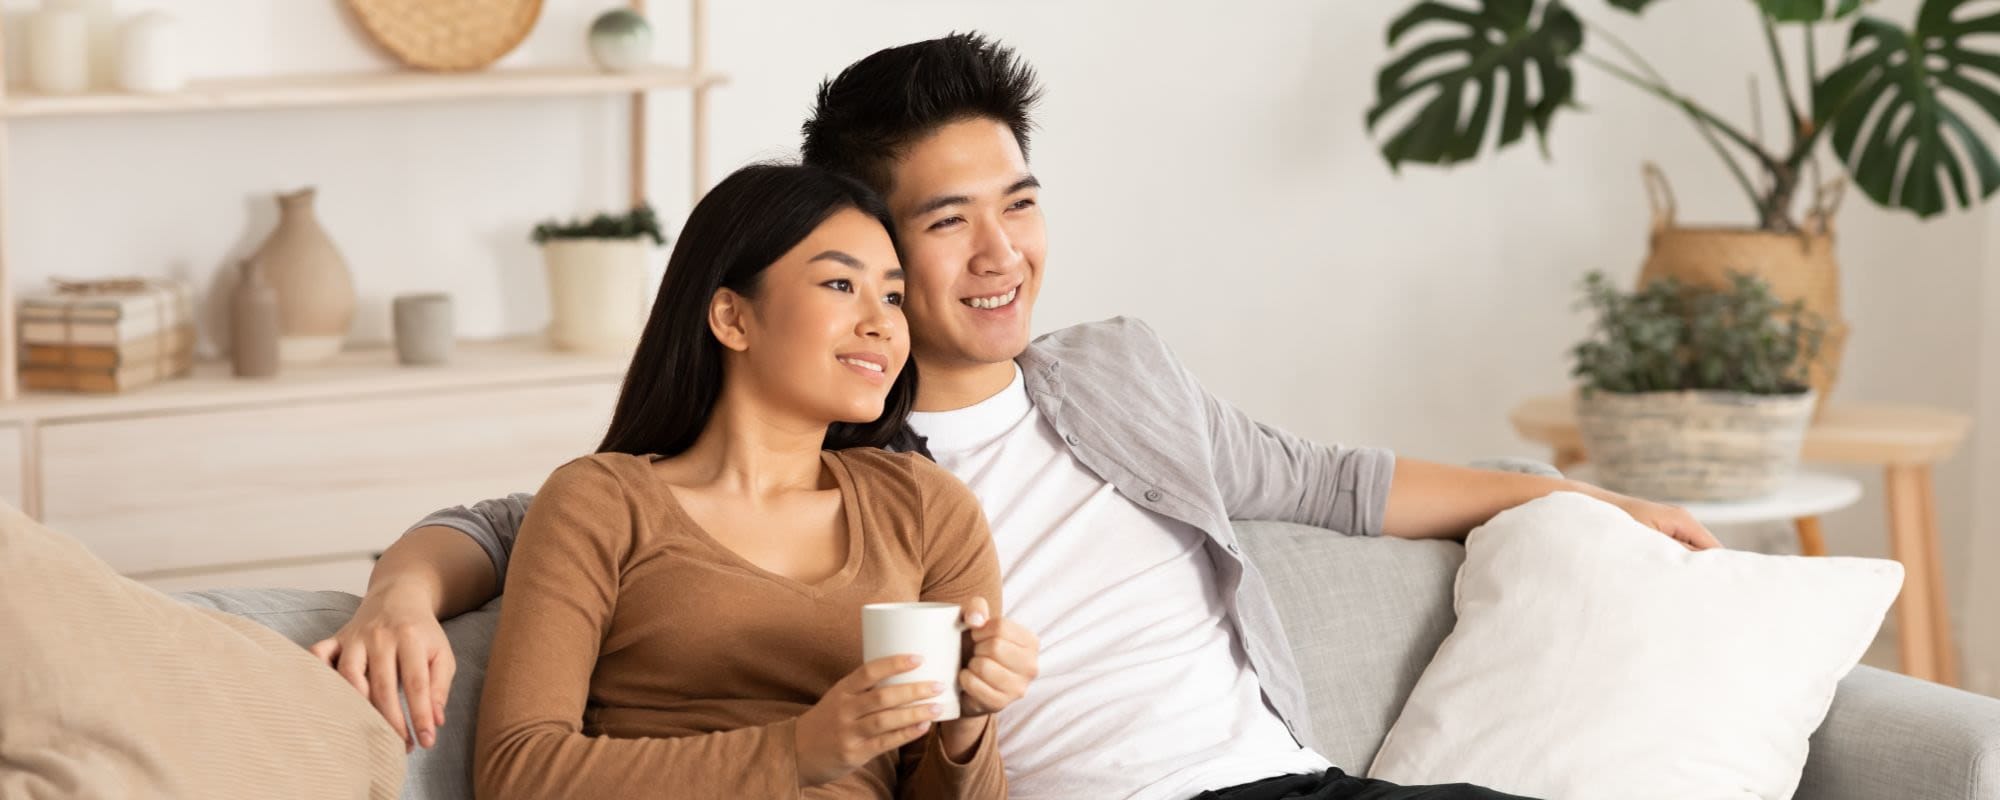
left=532, top=203, right=666, bottom=353
left=1570, top=270, right=1826, bottom=502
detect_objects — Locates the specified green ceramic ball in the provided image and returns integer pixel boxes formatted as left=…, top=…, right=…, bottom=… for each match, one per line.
left=589, top=9, right=655, bottom=72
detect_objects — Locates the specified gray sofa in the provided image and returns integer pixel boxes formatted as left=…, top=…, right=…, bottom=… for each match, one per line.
left=179, top=521, right=2000, bottom=800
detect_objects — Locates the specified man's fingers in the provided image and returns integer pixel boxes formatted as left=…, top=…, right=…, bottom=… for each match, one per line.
left=399, top=644, right=433, bottom=748
left=334, top=643, right=369, bottom=696
left=307, top=638, right=339, bottom=664
left=366, top=647, right=410, bottom=750
left=431, top=650, right=456, bottom=730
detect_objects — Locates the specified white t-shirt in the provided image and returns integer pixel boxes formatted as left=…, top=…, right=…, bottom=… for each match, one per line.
left=908, top=365, right=1331, bottom=800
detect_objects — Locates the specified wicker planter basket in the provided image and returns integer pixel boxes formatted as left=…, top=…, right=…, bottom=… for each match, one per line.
left=1576, top=389, right=1816, bottom=502
left=1637, top=164, right=1848, bottom=413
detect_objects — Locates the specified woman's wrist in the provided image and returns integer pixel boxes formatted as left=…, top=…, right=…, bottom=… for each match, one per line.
left=937, top=716, right=986, bottom=763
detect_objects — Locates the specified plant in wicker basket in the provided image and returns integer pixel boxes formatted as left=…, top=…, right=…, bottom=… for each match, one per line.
left=533, top=203, right=667, bottom=354
left=1568, top=270, right=1827, bottom=502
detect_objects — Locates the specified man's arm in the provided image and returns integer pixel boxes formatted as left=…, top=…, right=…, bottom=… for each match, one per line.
left=307, top=493, right=534, bottom=751
left=1368, top=450, right=1721, bottom=549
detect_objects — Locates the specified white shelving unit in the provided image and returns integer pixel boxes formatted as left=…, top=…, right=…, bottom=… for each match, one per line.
left=0, top=0, right=722, bottom=403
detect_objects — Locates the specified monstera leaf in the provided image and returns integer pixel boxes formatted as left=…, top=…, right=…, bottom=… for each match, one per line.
left=1760, top=0, right=1863, bottom=22
left=1814, top=0, right=2000, bottom=218
left=1367, top=0, right=1584, bottom=168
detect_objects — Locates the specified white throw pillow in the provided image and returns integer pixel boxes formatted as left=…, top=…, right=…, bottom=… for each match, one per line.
left=1368, top=491, right=1901, bottom=800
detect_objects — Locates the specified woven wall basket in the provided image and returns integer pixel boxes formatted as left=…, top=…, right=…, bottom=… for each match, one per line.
left=1576, top=389, right=1816, bottom=502
left=346, top=0, right=544, bottom=72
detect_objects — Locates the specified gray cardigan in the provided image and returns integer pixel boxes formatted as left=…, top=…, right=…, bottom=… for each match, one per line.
left=409, top=315, right=1398, bottom=749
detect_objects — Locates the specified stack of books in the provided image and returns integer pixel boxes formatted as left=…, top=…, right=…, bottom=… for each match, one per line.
left=19, top=279, right=196, bottom=393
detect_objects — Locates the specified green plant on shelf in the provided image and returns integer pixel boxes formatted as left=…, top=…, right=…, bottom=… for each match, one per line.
left=1571, top=270, right=1826, bottom=396
left=531, top=203, right=667, bottom=246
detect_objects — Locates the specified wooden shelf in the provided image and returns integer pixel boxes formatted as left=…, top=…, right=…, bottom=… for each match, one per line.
left=1, top=65, right=726, bottom=118
left=0, top=337, right=628, bottom=425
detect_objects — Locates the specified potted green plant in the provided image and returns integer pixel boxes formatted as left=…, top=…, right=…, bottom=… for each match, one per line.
left=1366, top=0, right=2000, bottom=403
left=531, top=203, right=666, bottom=353
left=1570, top=270, right=1826, bottom=501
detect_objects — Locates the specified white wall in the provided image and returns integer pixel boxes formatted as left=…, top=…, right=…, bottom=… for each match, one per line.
left=3, top=1, right=1993, bottom=682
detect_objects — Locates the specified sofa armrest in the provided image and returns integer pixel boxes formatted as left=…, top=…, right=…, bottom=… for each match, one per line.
left=1798, top=666, right=2000, bottom=800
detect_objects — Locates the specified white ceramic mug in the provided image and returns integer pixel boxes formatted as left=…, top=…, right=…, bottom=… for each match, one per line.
left=861, top=601, right=967, bottom=720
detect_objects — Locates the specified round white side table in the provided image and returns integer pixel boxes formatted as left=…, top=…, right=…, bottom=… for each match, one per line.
left=1569, top=468, right=1863, bottom=554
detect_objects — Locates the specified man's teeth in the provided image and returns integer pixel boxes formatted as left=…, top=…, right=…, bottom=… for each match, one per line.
left=964, top=288, right=1017, bottom=310
left=838, top=357, right=884, bottom=373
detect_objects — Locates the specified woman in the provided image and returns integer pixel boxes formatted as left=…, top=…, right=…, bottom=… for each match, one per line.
left=470, top=164, right=1018, bottom=798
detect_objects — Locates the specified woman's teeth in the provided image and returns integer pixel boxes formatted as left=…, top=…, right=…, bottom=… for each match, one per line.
left=964, top=288, right=1017, bottom=310
left=838, top=357, right=884, bottom=373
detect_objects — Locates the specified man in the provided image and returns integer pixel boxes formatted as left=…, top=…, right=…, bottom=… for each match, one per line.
left=313, top=33, right=1717, bottom=800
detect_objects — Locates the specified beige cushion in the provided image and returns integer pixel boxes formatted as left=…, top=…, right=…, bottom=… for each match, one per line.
left=0, top=501, right=404, bottom=798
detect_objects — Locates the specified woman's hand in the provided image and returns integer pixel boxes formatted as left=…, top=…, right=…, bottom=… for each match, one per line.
left=793, top=655, right=944, bottom=787
left=307, top=580, right=456, bottom=753
left=954, top=597, right=1038, bottom=718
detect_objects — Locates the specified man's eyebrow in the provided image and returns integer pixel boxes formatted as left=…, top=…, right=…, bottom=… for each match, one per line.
left=910, top=174, right=1042, bottom=217
left=810, top=250, right=905, bottom=281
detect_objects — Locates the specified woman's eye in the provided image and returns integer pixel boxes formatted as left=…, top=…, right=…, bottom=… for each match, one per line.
left=885, top=292, right=905, bottom=307
left=928, top=216, right=964, bottom=232
left=823, top=279, right=853, bottom=292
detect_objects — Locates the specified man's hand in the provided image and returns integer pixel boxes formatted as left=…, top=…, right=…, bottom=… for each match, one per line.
left=1595, top=488, right=1723, bottom=551
left=308, top=580, right=455, bottom=753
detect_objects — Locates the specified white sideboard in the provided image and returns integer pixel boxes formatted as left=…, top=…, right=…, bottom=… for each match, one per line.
left=0, top=338, right=625, bottom=594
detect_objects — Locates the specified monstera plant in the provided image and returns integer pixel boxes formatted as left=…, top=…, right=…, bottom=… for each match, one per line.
left=1366, top=0, right=2000, bottom=230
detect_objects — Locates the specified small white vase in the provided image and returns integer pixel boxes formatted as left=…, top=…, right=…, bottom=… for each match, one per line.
left=118, top=11, right=184, bottom=94
left=27, top=7, right=90, bottom=95
left=542, top=239, right=651, bottom=353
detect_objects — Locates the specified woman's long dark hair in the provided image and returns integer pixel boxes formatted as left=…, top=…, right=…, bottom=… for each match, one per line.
left=596, top=163, right=918, bottom=457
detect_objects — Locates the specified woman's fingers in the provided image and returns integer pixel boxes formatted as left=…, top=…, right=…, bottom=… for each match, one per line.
left=398, top=642, right=433, bottom=748
left=857, top=701, right=941, bottom=737
left=841, top=655, right=921, bottom=693
left=853, top=681, right=943, bottom=715
left=959, top=665, right=1009, bottom=715
left=861, top=720, right=932, bottom=756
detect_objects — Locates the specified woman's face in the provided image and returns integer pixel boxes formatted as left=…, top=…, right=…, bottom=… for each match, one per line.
left=720, top=208, right=909, bottom=426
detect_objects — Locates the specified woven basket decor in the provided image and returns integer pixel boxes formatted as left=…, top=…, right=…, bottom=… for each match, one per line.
left=346, top=0, right=544, bottom=72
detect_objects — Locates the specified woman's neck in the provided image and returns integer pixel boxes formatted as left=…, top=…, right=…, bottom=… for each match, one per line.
left=670, top=383, right=829, bottom=497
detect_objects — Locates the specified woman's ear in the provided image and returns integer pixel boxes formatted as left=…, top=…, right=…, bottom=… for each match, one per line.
left=709, top=288, right=753, bottom=352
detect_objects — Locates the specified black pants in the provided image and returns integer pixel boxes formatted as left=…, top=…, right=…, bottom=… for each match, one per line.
left=1195, top=768, right=1537, bottom=800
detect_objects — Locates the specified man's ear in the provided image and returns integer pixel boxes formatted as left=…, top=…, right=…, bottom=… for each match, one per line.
left=709, top=288, right=753, bottom=352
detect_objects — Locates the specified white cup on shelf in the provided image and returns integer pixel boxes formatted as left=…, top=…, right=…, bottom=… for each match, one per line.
left=118, top=11, right=184, bottom=94
left=27, top=6, right=91, bottom=95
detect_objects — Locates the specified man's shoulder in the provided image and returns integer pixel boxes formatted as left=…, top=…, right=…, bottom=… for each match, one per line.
left=1023, top=316, right=1178, bottom=373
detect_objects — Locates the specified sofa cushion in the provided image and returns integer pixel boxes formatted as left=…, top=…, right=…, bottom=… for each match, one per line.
left=0, top=503, right=405, bottom=799
left=1368, top=491, right=1901, bottom=799
left=1236, top=520, right=1462, bottom=774
left=174, top=588, right=504, bottom=800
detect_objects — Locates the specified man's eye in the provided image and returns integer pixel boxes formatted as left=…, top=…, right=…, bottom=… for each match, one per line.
left=928, top=216, right=964, bottom=232
left=1009, top=198, right=1037, bottom=211
left=823, top=279, right=853, bottom=292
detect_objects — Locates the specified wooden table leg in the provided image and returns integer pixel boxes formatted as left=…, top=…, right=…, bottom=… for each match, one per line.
left=1794, top=516, right=1827, bottom=556
left=1915, top=467, right=1960, bottom=686
left=1886, top=464, right=1940, bottom=682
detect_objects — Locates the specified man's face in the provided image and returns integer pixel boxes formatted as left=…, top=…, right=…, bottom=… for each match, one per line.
left=882, top=118, right=1047, bottom=369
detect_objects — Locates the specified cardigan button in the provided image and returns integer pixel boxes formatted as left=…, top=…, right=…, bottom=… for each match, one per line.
left=1144, top=489, right=1162, bottom=502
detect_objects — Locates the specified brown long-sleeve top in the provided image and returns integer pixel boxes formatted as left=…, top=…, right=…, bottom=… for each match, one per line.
left=472, top=448, right=1006, bottom=800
